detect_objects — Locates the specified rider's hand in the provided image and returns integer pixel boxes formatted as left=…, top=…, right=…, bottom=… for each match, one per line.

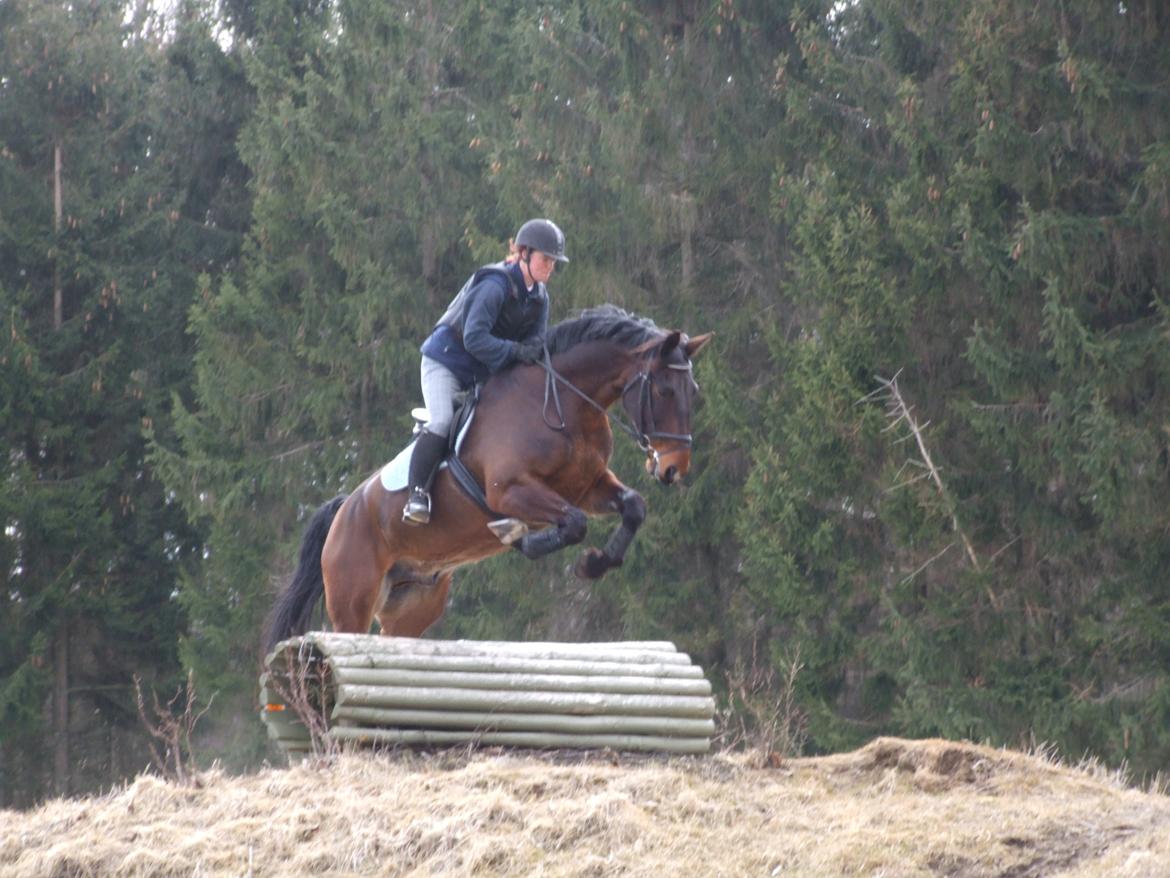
left=512, top=339, right=545, bottom=364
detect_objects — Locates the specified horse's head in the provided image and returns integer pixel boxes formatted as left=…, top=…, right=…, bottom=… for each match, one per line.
left=622, top=330, right=713, bottom=485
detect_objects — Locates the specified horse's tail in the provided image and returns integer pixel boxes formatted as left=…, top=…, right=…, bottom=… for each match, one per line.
left=263, top=494, right=347, bottom=654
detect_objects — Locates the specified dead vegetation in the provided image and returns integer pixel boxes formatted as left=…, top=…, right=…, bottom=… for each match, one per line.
left=717, top=640, right=808, bottom=766
left=2, top=737, right=1169, bottom=877
left=133, top=671, right=213, bottom=787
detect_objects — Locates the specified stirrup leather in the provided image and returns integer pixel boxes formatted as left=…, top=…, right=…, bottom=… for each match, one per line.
left=402, top=487, right=431, bottom=525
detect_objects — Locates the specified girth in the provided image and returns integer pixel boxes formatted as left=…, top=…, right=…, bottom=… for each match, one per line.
left=442, top=385, right=505, bottom=518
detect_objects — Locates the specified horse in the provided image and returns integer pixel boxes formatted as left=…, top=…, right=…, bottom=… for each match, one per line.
left=263, top=305, right=712, bottom=651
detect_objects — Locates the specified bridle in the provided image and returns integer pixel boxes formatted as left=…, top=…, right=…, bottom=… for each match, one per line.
left=618, top=362, right=695, bottom=450
left=535, top=342, right=694, bottom=465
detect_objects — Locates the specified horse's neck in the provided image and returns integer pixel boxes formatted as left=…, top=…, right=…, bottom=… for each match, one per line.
left=554, top=343, right=635, bottom=408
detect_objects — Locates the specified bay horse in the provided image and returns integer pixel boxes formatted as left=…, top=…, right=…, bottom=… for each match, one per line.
left=264, top=305, right=711, bottom=651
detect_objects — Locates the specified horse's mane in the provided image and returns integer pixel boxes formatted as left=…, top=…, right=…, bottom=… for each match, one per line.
left=545, top=305, right=664, bottom=356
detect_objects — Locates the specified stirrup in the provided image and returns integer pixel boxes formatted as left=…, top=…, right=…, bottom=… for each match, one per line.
left=402, top=488, right=431, bottom=525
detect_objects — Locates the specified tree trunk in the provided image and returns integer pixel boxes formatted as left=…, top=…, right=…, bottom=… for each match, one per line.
left=53, top=140, right=63, bottom=330
left=53, top=622, right=69, bottom=797
left=51, top=138, right=69, bottom=796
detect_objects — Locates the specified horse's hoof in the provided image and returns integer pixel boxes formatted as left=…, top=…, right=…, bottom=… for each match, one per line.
left=487, top=518, right=529, bottom=545
left=574, top=549, right=609, bottom=580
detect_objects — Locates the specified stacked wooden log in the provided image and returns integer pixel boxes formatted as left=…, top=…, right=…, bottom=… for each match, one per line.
left=260, top=633, right=716, bottom=755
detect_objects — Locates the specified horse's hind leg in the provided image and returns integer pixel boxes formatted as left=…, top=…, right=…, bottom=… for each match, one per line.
left=321, top=557, right=384, bottom=635
left=376, top=572, right=452, bottom=637
left=320, top=501, right=387, bottom=635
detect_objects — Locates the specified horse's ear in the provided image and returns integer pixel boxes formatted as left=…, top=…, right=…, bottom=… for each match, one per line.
left=684, top=332, right=713, bottom=359
left=658, top=331, right=683, bottom=359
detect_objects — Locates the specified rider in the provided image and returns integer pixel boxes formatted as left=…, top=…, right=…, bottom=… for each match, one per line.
left=402, top=218, right=570, bottom=525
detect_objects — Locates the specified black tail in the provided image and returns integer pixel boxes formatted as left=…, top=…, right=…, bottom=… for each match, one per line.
left=263, top=495, right=347, bottom=654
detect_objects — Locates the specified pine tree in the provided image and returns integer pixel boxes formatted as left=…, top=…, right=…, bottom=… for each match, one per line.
left=741, top=0, right=1170, bottom=770
left=149, top=0, right=539, bottom=758
left=152, top=0, right=1170, bottom=776
left=0, top=0, right=249, bottom=803
left=441, top=0, right=808, bottom=674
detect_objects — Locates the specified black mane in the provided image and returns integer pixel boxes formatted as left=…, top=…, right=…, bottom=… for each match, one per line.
left=545, top=305, right=663, bottom=356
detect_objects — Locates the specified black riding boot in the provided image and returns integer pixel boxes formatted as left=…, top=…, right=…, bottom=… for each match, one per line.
left=402, top=429, right=448, bottom=526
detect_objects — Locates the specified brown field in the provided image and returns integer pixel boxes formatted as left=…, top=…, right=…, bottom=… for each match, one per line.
left=2, top=736, right=1169, bottom=877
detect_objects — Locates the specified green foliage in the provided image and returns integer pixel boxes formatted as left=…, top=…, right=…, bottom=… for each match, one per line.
left=745, top=0, right=1170, bottom=773
left=0, top=0, right=249, bottom=803
left=160, top=0, right=1170, bottom=778
left=6, top=0, right=1170, bottom=797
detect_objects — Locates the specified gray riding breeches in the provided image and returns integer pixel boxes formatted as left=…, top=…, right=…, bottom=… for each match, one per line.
left=420, top=355, right=464, bottom=436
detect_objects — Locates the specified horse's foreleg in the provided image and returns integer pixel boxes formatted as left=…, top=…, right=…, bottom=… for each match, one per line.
left=516, top=506, right=588, bottom=559
left=573, top=473, right=646, bottom=580
left=493, top=482, right=589, bottom=560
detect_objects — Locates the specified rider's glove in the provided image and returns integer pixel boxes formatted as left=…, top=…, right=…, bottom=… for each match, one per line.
left=512, top=339, right=545, bottom=364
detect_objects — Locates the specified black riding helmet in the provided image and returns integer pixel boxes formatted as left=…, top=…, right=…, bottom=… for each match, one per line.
left=515, top=218, right=569, bottom=263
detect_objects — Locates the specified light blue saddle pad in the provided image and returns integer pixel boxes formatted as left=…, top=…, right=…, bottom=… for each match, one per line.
left=378, top=441, right=418, bottom=492
left=379, top=407, right=476, bottom=492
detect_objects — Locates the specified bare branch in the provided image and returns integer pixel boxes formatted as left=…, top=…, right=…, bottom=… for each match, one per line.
left=869, top=373, right=982, bottom=573
left=885, top=470, right=934, bottom=494
left=988, top=536, right=1022, bottom=565
left=269, top=440, right=327, bottom=463
left=133, top=671, right=213, bottom=786
left=716, top=631, right=807, bottom=766
left=898, top=541, right=957, bottom=586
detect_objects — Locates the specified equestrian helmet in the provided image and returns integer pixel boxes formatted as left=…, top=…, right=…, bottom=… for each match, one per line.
left=516, top=219, right=569, bottom=263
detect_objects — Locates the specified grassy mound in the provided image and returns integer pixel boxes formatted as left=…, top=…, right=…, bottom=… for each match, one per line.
left=3, top=737, right=1168, bottom=877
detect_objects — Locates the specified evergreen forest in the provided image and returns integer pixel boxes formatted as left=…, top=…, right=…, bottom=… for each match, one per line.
left=3, top=0, right=1169, bottom=806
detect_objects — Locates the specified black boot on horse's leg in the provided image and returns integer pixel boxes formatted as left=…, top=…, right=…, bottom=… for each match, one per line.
left=402, top=430, right=448, bottom=526
left=574, top=489, right=646, bottom=579
left=516, top=508, right=587, bottom=560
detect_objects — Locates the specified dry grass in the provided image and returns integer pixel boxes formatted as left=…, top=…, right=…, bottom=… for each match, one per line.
left=3, top=736, right=1169, bottom=877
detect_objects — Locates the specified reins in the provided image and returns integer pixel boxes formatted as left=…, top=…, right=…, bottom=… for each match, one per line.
left=534, top=342, right=692, bottom=454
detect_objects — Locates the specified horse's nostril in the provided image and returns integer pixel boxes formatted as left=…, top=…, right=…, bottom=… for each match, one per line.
left=664, top=465, right=678, bottom=484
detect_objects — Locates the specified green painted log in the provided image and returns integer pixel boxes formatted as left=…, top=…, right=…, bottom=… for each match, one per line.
left=261, top=634, right=717, bottom=756
left=258, top=683, right=322, bottom=746
left=267, top=634, right=693, bottom=667
left=298, top=635, right=682, bottom=653
left=329, top=724, right=711, bottom=754
left=334, top=683, right=715, bottom=718
left=329, top=666, right=712, bottom=697
left=330, top=705, right=715, bottom=737
left=325, top=653, right=705, bottom=679
left=265, top=721, right=312, bottom=742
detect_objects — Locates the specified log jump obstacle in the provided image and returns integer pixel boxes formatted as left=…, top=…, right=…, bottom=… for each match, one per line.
left=260, top=633, right=716, bottom=755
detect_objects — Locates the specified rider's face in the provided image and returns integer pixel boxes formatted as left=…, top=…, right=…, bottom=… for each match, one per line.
left=526, top=250, right=558, bottom=285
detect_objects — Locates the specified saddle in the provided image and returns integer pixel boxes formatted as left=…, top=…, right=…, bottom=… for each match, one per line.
left=420, top=386, right=477, bottom=451
left=381, top=386, right=500, bottom=518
